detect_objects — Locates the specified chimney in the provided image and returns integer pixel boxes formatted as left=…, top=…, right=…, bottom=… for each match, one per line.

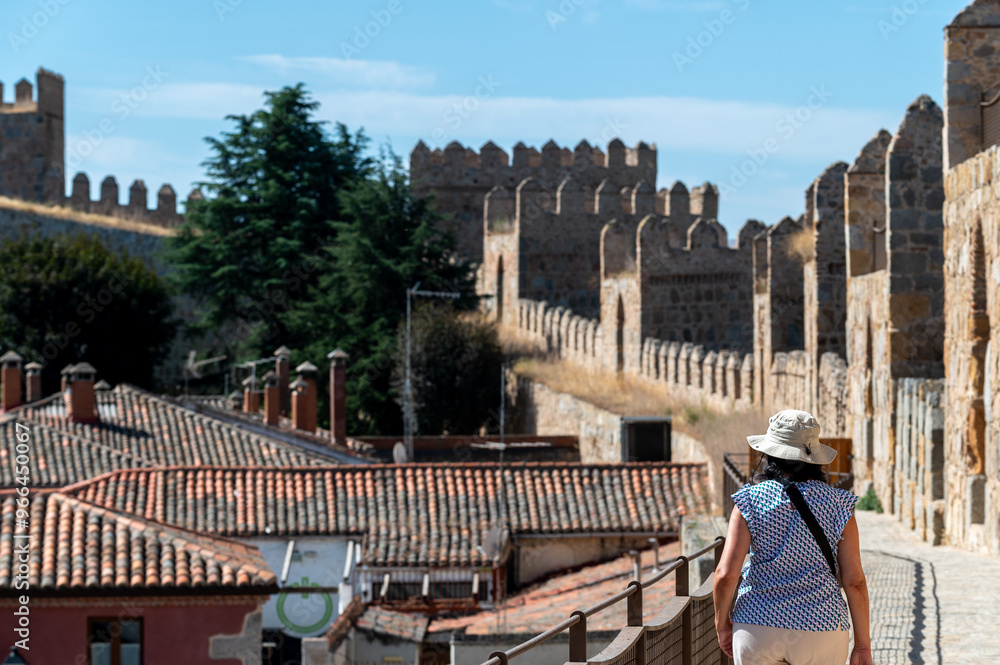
left=60, top=364, right=74, bottom=392
left=262, top=371, right=280, bottom=426
left=242, top=375, right=260, bottom=413
left=274, top=346, right=292, bottom=416
left=95, top=380, right=112, bottom=392
left=0, top=352, right=23, bottom=411
left=227, top=390, right=243, bottom=411
left=24, top=362, right=42, bottom=404
left=295, top=361, right=318, bottom=433
left=290, top=377, right=314, bottom=433
left=65, top=362, right=99, bottom=425
left=327, top=349, right=349, bottom=444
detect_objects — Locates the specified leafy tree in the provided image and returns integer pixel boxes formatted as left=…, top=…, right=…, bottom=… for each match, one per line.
left=292, top=154, right=477, bottom=435
left=394, top=305, right=504, bottom=435
left=168, top=84, right=369, bottom=355
left=0, top=234, right=176, bottom=392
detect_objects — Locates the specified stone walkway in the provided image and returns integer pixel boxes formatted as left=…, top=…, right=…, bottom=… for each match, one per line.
left=856, top=510, right=1000, bottom=664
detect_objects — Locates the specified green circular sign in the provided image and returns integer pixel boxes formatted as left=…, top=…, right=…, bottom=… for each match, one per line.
left=277, top=577, right=335, bottom=635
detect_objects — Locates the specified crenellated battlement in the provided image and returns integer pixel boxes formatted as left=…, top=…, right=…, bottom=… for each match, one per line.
left=0, top=67, right=63, bottom=114
left=412, top=138, right=657, bottom=190
left=64, top=172, right=200, bottom=229
left=412, top=138, right=659, bottom=261
left=481, top=173, right=724, bottom=322
left=0, top=68, right=64, bottom=204
left=599, top=214, right=763, bottom=364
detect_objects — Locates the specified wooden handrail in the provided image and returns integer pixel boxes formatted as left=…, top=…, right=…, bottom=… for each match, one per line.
left=478, top=536, right=726, bottom=665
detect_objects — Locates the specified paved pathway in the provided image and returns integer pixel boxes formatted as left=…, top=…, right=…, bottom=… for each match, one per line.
left=856, top=510, right=1000, bottom=664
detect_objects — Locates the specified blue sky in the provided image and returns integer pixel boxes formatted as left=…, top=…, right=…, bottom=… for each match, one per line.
left=0, top=0, right=970, bottom=237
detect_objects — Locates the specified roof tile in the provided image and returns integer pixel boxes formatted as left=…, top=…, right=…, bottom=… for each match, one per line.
left=0, top=493, right=275, bottom=593
left=63, top=462, right=709, bottom=568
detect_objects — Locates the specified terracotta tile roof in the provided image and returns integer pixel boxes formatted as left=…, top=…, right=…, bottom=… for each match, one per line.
left=0, top=385, right=348, bottom=488
left=62, top=463, right=709, bottom=567
left=327, top=595, right=366, bottom=650
left=429, top=541, right=681, bottom=636
left=0, top=492, right=277, bottom=595
left=356, top=605, right=430, bottom=642
left=184, top=400, right=377, bottom=457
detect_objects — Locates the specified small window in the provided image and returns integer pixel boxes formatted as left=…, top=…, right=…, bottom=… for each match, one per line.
left=872, top=227, right=886, bottom=271
left=982, top=82, right=1000, bottom=151
left=89, top=618, right=142, bottom=665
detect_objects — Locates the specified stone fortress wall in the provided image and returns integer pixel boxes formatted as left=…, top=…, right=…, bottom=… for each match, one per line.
left=1, top=1, right=999, bottom=556
left=447, top=79, right=955, bottom=547
left=0, top=68, right=64, bottom=204
left=0, top=68, right=196, bottom=229
left=411, top=138, right=720, bottom=263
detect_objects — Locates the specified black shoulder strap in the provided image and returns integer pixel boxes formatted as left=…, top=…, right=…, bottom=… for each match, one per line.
left=775, top=477, right=838, bottom=578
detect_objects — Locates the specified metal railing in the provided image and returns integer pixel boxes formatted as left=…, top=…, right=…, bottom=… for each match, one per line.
left=722, top=452, right=854, bottom=517
left=478, top=538, right=730, bottom=665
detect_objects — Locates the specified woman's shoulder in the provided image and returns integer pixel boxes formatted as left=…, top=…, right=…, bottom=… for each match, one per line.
left=733, top=479, right=781, bottom=503
left=803, top=481, right=859, bottom=507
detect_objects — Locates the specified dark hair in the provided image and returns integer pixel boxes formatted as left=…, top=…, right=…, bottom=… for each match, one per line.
left=753, top=454, right=827, bottom=484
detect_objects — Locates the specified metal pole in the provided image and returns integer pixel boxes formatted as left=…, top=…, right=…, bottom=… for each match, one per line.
left=402, top=283, right=460, bottom=462
left=500, top=362, right=505, bottom=445
left=404, top=283, right=417, bottom=462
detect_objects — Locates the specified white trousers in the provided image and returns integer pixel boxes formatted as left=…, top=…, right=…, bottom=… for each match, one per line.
left=733, top=623, right=849, bottom=665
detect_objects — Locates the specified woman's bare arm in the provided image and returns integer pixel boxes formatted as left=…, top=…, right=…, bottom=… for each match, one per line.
left=838, top=514, right=872, bottom=665
left=713, top=506, right=751, bottom=657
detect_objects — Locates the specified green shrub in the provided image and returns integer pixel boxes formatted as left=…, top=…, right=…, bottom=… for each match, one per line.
left=856, top=488, right=884, bottom=513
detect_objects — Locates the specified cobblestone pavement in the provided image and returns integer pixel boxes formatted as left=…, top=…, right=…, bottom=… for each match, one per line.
left=856, top=510, right=1000, bottom=664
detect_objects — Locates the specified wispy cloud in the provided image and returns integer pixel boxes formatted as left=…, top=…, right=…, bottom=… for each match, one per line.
left=74, top=82, right=896, bottom=163
left=240, top=55, right=436, bottom=90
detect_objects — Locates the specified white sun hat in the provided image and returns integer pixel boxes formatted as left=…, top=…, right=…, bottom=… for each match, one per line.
left=746, top=409, right=837, bottom=465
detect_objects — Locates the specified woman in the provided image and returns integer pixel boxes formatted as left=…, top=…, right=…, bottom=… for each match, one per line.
left=712, top=410, right=872, bottom=665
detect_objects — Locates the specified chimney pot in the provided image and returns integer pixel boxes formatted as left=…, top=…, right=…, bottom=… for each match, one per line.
left=274, top=346, right=292, bottom=416
left=327, top=348, right=349, bottom=444
left=242, top=375, right=260, bottom=413
left=262, top=371, right=279, bottom=426
left=60, top=363, right=74, bottom=392
left=24, top=362, right=42, bottom=404
left=0, top=351, right=23, bottom=412
left=290, top=376, right=315, bottom=433
left=65, top=362, right=99, bottom=424
left=293, top=362, right=318, bottom=433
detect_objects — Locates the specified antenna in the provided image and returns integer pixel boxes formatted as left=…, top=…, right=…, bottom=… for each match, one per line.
left=404, top=283, right=461, bottom=460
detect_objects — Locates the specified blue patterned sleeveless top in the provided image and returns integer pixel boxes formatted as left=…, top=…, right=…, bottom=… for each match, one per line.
left=730, top=479, right=858, bottom=632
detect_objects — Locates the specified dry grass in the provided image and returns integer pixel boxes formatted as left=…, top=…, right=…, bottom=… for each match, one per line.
left=511, top=353, right=769, bottom=462
left=678, top=407, right=769, bottom=465
left=787, top=226, right=815, bottom=264
left=0, top=196, right=176, bottom=237
left=514, top=356, right=673, bottom=417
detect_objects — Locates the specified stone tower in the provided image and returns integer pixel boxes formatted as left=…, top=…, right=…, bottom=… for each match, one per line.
left=0, top=68, right=65, bottom=203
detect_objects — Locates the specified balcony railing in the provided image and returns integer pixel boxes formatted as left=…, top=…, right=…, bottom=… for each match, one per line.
left=477, top=538, right=730, bottom=665
left=722, top=452, right=854, bottom=517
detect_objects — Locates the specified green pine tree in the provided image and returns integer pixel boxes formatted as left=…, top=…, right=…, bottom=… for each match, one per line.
left=291, top=153, right=476, bottom=435
left=167, top=84, right=369, bottom=356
